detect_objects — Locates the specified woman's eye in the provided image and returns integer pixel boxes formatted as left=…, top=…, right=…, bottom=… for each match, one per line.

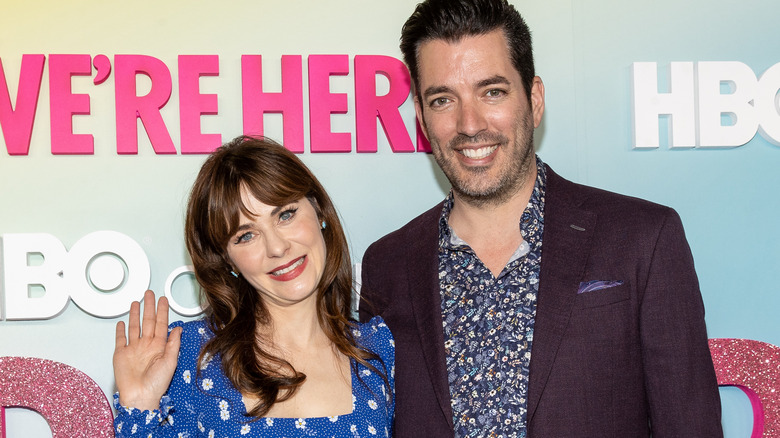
left=279, top=207, right=297, bottom=222
left=235, top=232, right=253, bottom=244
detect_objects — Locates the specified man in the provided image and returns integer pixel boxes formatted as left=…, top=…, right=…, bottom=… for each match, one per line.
left=359, top=0, right=723, bottom=436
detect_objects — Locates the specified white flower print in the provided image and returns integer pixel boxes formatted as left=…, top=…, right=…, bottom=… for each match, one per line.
left=200, top=352, right=213, bottom=370
left=328, top=416, right=339, bottom=422
left=145, top=411, right=157, bottom=424
left=220, top=409, right=230, bottom=420
left=368, top=400, right=378, bottom=410
left=389, top=339, right=395, bottom=347
left=131, top=424, right=137, bottom=434
left=198, top=327, right=206, bottom=335
left=198, top=421, right=205, bottom=432
left=201, top=378, right=214, bottom=390
left=265, top=418, right=274, bottom=426
left=350, top=424, right=357, bottom=433
left=295, top=418, right=306, bottom=429
left=361, top=369, right=371, bottom=376
left=240, top=425, right=251, bottom=435
left=218, top=400, right=229, bottom=411
left=116, top=422, right=123, bottom=432
left=208, top=430, right=215, bottom=438
left=183, top=370, right=191, bottom=383
left=368, top=425, right=377, bottom=435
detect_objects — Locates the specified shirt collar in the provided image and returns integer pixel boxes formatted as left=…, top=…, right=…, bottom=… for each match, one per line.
left=438, top=155, right=547, bottom=250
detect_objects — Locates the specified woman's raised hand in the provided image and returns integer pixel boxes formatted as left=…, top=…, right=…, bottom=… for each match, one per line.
left=113, top=289, right=182, bottom=411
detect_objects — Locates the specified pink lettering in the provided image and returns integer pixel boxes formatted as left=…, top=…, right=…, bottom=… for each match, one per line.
left=114, top=55, right=175, bottom=154
left=709, top=338, right=780, bottom=438
left=354, top=55, right=414, bottom=153
left=0, top=357, right=113, bottom=437
left=308, top=55, right=351, bottom=153
left=415, top=118, right=431, bottom=153
left=0, top=55, right=45, bottom=156
left=241, top=55, right=304, bottom=152
left=49, top=55, right=93, bottom=154
left=178, top=55, right=221, bottom=154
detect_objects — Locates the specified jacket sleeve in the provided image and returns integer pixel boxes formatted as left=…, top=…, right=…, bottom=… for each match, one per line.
left=359, top=242, right=384, bottom=324
left=640, top=209, right=723, bottom=437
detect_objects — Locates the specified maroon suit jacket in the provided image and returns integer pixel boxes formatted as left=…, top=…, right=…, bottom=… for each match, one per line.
left=359, top=165, right=722, bottom=437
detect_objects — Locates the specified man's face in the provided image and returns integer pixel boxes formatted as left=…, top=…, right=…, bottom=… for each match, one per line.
left=414, top=29, right=545, bottom=206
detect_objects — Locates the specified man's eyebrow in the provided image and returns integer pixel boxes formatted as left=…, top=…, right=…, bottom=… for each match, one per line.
left=477, top=75, right=511, bottom=88
left=421, top=75, right=512, bottom=100
left=422, top=85, right=453, bottom=100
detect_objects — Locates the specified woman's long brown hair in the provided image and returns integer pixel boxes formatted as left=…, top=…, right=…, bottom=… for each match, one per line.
left=184, top=136, right=386, bottom=418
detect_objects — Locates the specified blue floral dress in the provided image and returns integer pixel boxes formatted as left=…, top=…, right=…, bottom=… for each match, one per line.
left=114, top=316, right=394, bottom=437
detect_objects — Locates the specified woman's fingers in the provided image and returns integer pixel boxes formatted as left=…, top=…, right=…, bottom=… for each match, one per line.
left=115, top=320, right=127, bottom=349
left=140, top=289, right=157, bottom=340
left=164, top=326, right=182, bottom=362
left=126, top=299, right=141, bottom=340
left=121, top=290, right=171, bottom=347
left=154, top=295, right=170, bottom=340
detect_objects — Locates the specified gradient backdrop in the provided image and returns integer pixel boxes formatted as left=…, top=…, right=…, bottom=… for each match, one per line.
left=1, top=0, right=778, bottom=435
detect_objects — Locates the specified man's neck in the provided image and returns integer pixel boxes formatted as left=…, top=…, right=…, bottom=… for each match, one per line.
left=448, top=165, right=537, bottom=276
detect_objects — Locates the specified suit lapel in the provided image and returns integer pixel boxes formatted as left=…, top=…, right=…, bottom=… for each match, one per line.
left=527, top=166, right=596, bottom=423
left=404, top=203, right=455, bottom=428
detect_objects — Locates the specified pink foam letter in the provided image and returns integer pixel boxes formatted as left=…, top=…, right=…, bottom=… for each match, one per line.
left=308, top=55, right=351, bottom=153
left=48, top=55, right=93, bottom=155
left=241, top=55, right=304, bottom=152
left=0, top=55, right=45, bottom=156
left=416, top=117, right=431, bottom=153
left=709, top=338, right=780, bottom=438
left=0, top=357, right=113, bottom=437
left=114, top=55, right=175, bottom=154
left=178, top=55, right=221, bottom=154
left=354, top=55, right=414, bottom=153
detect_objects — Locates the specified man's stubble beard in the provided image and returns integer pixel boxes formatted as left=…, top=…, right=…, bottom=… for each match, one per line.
left=429, top=114, right=536, bottom=209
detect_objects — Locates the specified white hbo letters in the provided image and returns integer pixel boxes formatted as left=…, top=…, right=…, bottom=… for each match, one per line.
left=0, top=231, right=150, bottom=319
left=632, top=61, right=780, bottom=148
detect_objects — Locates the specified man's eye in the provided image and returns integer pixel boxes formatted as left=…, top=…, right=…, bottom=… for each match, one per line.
left=486, top=89, right=505, bottom=97
left=430, top=97, right=449, bottom=107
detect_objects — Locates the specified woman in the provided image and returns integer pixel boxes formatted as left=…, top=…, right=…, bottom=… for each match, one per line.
left=113, top=136, right=394, bottom=437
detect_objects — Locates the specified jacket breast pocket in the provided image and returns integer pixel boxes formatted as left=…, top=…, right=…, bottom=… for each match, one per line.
left=574, top=282, right=630, bottom=309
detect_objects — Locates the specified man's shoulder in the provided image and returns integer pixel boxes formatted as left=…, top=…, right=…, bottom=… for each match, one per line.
left=365, top=200, right=443, bottom=256
left=547, top=164, right=676, bottom=220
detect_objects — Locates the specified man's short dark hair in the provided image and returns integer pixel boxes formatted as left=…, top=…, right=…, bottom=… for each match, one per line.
left=400, top=0, right=535, bottom=103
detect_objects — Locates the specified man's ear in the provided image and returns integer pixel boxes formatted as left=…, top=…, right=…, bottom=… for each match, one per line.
left=414, top=95, right=430, bottom=140
left=530, top=76, right=545, bottom=128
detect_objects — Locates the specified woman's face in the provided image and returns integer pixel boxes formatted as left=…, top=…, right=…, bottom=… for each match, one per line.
left=225, top=188, right=327, bottom=309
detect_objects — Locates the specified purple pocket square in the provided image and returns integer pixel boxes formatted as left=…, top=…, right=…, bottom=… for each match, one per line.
left=578, top=280, right=623, bottom=294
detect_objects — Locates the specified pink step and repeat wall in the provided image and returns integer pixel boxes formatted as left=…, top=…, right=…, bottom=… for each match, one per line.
left=1, top=0, right=779, bottom=436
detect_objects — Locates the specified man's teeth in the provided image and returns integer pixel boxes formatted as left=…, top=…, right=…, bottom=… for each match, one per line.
left=272, top=258, right=304, bottom=276
left=461, top=145, right=497, bottom=159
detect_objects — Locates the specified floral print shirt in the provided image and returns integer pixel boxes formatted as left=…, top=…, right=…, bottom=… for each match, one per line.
left=439, top=157, right=546, bottom=438
left=114, top=316, right=395, bottom=438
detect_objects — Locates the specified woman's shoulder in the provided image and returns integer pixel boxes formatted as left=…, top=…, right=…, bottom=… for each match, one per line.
left=170, top=319, right=213, bottom=355
left=352, top=316, right=394, bottom=359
